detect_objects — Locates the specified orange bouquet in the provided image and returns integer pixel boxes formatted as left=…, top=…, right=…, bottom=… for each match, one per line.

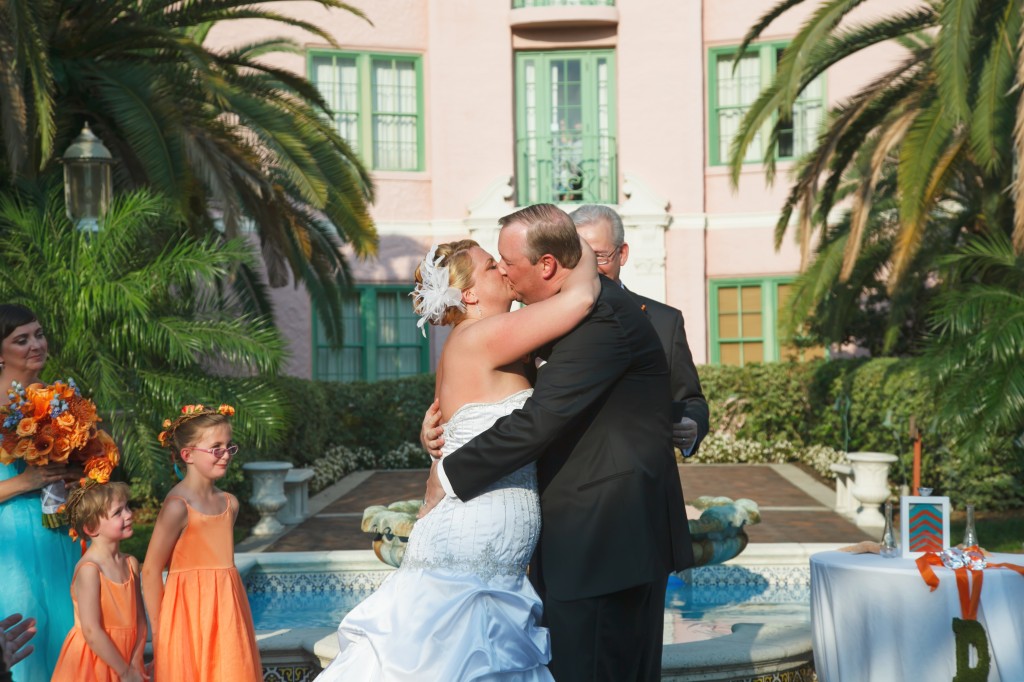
left=0, top=379, right=120, bottom=527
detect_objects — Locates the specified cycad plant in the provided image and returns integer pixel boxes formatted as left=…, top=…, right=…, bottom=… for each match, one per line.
left=0, top=0, right=376, bottom=341
left=0, top=188, right=286, bottom=493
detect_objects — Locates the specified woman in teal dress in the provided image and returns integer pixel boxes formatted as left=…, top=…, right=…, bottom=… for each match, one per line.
left=0, top=304, right=78, bottom=681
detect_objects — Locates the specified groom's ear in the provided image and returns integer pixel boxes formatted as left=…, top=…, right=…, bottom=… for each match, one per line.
left=538, top=254, right=558, bottom=279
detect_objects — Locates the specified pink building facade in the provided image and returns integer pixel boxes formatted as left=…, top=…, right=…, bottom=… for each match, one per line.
left=207, top=0, right=911, bottom=380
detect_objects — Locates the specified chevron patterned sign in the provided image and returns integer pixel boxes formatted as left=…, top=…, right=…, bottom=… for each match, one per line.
left=901, top=495, right=951, bottom=559
left=908, top=503, right=944, bottom=552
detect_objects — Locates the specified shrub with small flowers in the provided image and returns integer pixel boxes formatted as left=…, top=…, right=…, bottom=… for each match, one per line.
left=687, top=433, right=844, bottom=479
left=311, top=441, right=427, bottom=494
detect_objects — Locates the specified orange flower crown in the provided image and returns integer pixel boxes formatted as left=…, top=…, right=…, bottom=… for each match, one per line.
left=157, top=403, right=235, bottom=449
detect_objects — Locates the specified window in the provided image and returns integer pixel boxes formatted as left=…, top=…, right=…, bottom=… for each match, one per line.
left=515, top=50, right=617, bottom=204
left=709, top=277, right=826, bottom=366
left=309, top=51, right=424, bottom=171
left=708, top=43, right=824, bottom=166
left=312, top=286, right=429, bottom=382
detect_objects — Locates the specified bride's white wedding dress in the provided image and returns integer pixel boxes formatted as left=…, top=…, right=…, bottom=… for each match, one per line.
left=315, top=388, right=553, bottom=681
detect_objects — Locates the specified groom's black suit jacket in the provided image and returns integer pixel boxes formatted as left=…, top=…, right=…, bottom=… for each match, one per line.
left=443, top=276, right=694, bottom=602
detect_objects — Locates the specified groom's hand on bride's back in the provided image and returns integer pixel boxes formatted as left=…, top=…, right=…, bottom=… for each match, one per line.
left=420, top=399, right=445, bottom=460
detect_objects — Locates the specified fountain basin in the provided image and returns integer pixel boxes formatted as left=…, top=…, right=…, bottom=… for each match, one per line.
left=240, top=545, right=832, bottom=681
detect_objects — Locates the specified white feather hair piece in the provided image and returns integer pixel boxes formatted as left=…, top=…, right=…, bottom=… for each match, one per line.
left=410, top=245, right=465, bottom=335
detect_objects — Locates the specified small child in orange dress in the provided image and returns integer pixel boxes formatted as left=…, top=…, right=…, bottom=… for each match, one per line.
left=141, top=404, right=261, bottom=682
left=51, top=480, right=147, bottom=682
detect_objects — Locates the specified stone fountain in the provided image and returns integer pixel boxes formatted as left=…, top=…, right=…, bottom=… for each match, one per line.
left=362, top=495, right=760, bottom=568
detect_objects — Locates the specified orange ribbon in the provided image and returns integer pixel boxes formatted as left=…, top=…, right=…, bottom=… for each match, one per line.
left=916, top=549, right=1024, bottom=621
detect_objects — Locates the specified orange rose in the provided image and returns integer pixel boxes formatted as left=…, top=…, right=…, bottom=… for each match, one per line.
left=15, top=417, right=38, bottom=437
left=53, top=436, right=73, bottom=460
left=55, top=411, right=76, bottom=431
left=17, top=439, right=41, bottom=463
left=84, top=457, right=114, bottom=484
left=217, top=404, right=235, bottom=416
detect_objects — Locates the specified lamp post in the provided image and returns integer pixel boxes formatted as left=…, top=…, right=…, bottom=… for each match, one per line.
left=60, top=122, right=113, bottom=232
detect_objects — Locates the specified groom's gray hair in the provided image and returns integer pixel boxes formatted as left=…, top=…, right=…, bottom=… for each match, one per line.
left=498, top=203, right=582, bottom=268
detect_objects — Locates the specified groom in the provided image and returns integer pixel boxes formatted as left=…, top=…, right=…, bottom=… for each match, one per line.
left=422, top=203, right=693, bottom=681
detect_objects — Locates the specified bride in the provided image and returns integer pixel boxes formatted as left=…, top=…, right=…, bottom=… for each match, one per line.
left=315, top=237, right=598, bottom=681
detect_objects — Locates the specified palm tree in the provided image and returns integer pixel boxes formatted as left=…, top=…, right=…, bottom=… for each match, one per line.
left=923, top=232, right=1024, bottom=449
left=729, top=0, right=1022, bottom=289
left=0, top=187, right=286, bottom=493
left=0, top=0, right=376, bottom=340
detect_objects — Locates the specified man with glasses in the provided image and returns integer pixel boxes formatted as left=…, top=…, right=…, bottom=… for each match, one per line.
left=570, top=204, right=709, bottom=457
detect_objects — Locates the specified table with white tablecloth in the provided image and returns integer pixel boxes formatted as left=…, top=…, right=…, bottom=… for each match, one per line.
left=810, top=550, right=1024, bottom=682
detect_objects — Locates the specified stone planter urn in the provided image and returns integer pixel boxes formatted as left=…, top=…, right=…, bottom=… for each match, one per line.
left=847, top=452, right=898, bottom=529
left=242, top=461, right=292, bottom=537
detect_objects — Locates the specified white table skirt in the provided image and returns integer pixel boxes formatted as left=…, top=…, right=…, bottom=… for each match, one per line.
left=811, top=550, right=1024, bottom=682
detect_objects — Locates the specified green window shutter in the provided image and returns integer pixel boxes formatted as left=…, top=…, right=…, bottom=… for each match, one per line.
left=309, top=50, right=424, bottom=172
left=515, top=49, right=617, bottom=204
left=311, top=285, right=428, bottom=382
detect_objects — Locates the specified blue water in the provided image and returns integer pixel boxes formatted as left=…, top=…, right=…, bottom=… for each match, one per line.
left=248, top=571, right=810, bottom=637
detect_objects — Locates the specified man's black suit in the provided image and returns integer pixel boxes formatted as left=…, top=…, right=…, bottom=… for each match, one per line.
left=442, top=277, right=694, bottom=680
left=626, top=290, right=710, bottom=454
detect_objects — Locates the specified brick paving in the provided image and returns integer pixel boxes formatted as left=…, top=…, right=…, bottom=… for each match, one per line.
left=265, top=464, right=873, bottom=553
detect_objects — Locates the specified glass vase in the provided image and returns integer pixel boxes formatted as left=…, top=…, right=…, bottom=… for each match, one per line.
left=880, top=500, right=899, bottom=558
left=959, top=504, right=979, bottom=549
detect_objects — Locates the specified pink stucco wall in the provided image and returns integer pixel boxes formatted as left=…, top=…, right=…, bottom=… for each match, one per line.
left=205, top=1, right=915, bottom=374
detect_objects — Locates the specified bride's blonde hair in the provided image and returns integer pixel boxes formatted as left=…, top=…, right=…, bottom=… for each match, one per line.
left=413, top=239, right=478, bottom=327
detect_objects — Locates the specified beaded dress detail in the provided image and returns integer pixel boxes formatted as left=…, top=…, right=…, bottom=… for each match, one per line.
left=316, top=389, right=552, bottom=681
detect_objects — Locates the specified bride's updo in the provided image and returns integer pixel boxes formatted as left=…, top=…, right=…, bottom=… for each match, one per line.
left=412, top=239, right=479, bottom=328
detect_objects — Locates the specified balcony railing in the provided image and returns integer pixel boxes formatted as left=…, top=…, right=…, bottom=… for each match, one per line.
left=515, top=133, right=617, bottom=205
left=512, top=0, right=614, bottom=7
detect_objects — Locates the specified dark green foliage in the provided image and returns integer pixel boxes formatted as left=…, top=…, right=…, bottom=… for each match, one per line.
left=0, top=188, right=286, bottom=500
left=699, top=359, right=1024, bottom=509
left=254, top=374, right=435, bottom=468
left=211, top=359, right=1023, bottom=510
left=0, top=0, right=377, bottom=341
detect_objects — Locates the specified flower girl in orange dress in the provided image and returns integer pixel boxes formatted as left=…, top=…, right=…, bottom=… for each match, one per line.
left=51, top=480, right=147, bottom=682
left=141, top=404, right=261, bottom=682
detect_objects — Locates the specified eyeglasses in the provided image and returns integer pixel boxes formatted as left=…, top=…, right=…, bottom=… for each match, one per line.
left=594, top=245, right=621, bottom=266
left=188, top=445, right=239, bottom=458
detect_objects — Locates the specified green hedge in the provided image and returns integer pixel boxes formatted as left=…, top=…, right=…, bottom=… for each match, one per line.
left=239, top=359, right=1021, bottom=511
left=254, top=374, right=436, bottom=467
left=699, top=359, right=1024, bottom=510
